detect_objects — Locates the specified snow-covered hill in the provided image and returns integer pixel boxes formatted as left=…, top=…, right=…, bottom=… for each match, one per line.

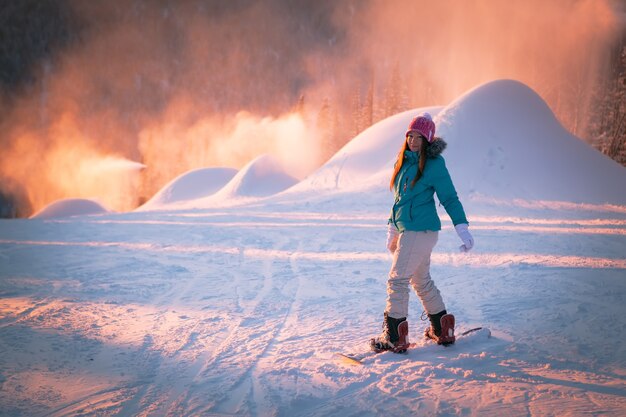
left=280, top=79, right=625, bottom=208
left=211, top=153, right=297, bottom=199
left=138, top=167, right=237, bottom=210
left=284, top=106, right=442, bottom=193
left=30, top=198, right=110, bottom=219
left=437, top=79, right=626, bottom=205
left=1, top=80, right=625, bottom=417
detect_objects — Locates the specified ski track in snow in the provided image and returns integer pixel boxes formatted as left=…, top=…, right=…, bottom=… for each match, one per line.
left=1, top=239, right=624, bottom=270
left=1, top=206, right=625, bottom=416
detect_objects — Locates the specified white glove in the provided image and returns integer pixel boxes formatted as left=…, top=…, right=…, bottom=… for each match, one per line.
left=455, top=223, right=474, bottom=252
left=386, top=223, right=399, bottom=253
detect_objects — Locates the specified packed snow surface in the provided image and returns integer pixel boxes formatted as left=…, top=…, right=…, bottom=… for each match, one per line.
left=1, top=80, right=625, bottom=417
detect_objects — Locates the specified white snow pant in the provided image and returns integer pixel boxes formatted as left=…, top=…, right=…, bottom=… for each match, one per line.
left=385, top=230, right=446, bottom=319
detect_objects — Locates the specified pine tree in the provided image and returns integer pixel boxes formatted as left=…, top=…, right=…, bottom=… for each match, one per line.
left=385, top=65, right=402, bottom=117
left=591, top=37, right=626, bottom=166
left=317, top=98, right=334, bottom=162
left=606, top=43, right=626, bottom=164
left=351, top=87, right=362, bottom=137
left=364, top=80, right=374, bottom=128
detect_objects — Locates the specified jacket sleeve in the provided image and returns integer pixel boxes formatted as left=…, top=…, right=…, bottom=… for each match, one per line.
left=387, top=170, right=400, bottom=227
left=430, top=157, right=468, bottom=226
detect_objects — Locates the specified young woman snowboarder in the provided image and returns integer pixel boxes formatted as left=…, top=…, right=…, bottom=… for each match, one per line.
left=371, top=112, right=474, bottom=353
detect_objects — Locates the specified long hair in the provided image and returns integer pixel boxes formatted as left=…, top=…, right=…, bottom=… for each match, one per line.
left=389, top=137, right=429, bottom=191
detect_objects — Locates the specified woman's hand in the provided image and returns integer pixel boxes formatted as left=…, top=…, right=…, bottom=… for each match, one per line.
left=455, top=223, right=474, bottom=252
left=386, top=223, right=399, bottom=253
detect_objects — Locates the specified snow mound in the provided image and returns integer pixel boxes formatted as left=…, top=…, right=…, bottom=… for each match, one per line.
left=139, top=167, right=237, bottom=210
left=436, top=79, right=626, bottom=205
left=30, top=198, right=109, bottom=219
left=287, top=106, right=442, bottom=193
left=281, top=79, right=625, bottom=207
left=212, top=154, right=298, bottom=199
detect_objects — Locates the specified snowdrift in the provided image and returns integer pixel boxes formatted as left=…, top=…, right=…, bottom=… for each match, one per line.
left=437, top=79, right=626, bottom=205
left=207, top=154, right=298, bottom=200
left=137, top=155, right=296, bottom=211
left=33, top=79, right=626, bottom=215
left=281, top=79, right=625, bottom=207
left=284, top=106, right=442, bottom=193
left=138, top=167, right=237, bottom=210
left=30, top=198, right=110, bottom=219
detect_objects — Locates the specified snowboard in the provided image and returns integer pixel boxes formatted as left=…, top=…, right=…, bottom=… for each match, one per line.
left=336, top=327, right=490, bottom=366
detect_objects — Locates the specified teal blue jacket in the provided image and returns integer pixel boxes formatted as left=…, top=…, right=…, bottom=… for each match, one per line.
left=389, top=139, right=467, bottom=232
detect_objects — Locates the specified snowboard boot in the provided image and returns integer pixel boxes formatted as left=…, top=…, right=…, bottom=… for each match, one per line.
left=370, top=312, right=410, bottom=353
left=424, top=310, right=456, bottom=346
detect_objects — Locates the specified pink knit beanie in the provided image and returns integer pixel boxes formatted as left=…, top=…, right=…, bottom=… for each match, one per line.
left=405, top=112, right=436, bottom=143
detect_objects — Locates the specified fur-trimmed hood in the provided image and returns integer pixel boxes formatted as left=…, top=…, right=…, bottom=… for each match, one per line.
left=425, top=138, right=447, bottom=158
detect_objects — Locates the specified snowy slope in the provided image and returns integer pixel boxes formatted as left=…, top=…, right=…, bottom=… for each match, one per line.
left=0, top=80, right=625, bottom=417
left=285, top=106, right=442, bottom=193
left=280, top=79, right=625, bottom=209
left=437, top=79, right=626, bottom=205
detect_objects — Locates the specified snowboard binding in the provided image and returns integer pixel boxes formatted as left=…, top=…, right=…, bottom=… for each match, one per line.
left=371, top=314, right=410, bottom=353
left=425, top=312, right=455, bottom=346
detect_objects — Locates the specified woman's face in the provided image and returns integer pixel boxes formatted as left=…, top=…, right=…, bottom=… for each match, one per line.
left=406, top=131, right=423, bottom=152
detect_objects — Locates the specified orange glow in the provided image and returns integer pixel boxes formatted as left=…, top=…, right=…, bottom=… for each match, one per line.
left=0, top=112, right=144, bottom=214
left=0, top=0, right=621, bottom=216
left=137, top=104, right=321, bottom=203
